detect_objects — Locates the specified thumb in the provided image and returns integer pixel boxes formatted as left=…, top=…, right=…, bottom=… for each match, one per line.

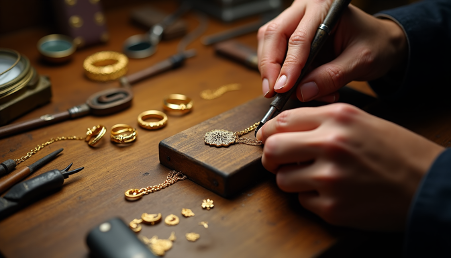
left=296, top=49, right=360, bottom=102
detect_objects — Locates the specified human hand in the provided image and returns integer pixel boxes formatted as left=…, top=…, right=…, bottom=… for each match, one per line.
left=256, top=104, right=444, bottom=231
left=258, top=4, right=408, bottom=103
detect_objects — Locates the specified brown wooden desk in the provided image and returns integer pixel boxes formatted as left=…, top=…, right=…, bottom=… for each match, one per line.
left=1, top=2, right=450, bottom=258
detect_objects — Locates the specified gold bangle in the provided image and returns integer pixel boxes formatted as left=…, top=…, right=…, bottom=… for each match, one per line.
left=85, top=125, right=106, bottom=146
left=110, top=124, right=137, bottom=143
left=83, top=51, right=128, bottom=81
left=138, top=110, right=168, bottom=130
left=163, top=94, right=193, bottom=114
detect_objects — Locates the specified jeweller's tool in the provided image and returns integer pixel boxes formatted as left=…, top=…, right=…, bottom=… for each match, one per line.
left=214, top=40, right=258, bottom=70
left=204, top=122, right=262, bottom=147
left=0, top=148, right=63, bottom=193
left=202, top=20, right=265, bottom=46
left=123, top=2, right=191, bottom=59
left=124, top=170, right=187, bottom=201
left=0, top=163, right=83, bottom=220
left=255, top=0, right=351, bottom=136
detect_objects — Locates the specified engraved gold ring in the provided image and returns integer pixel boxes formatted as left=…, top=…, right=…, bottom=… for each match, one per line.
left=138, top=110, right=168, bottom=130
left=110, top=124, right=137, bottom=143
left=83, top=51, right=128, bottom=81
left=163, top=94, right=193, bottom=114
left=85, top=125, right=106, bottom=146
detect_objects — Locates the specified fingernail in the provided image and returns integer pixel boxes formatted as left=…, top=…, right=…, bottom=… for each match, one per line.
left=262, top=78, right=269, bottom=95
left=300, top=82, right=319, bottom=101
left=274, top=75, right=287, bottom=90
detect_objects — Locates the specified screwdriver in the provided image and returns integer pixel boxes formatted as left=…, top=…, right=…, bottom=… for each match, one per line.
left=0, top=163, right=84, bottom=220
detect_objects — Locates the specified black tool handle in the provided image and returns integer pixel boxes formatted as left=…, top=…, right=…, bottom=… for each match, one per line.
left=270, top=0, right=351, bottom=111
left=3, top=170, right=64, bottom=203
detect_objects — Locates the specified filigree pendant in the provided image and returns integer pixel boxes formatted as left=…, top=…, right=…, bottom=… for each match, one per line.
left=204, top=129, right=237, bottom=147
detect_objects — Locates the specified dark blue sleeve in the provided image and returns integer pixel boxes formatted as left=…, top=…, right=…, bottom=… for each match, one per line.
left=405, top=148, right=451, bottom=258
left=369, top=0, right=451, bottom=104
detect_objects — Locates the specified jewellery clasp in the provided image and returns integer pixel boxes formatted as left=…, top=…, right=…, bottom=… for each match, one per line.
left=124, top=189, right=144, bottom=201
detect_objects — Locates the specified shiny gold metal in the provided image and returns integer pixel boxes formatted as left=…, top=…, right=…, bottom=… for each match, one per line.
left=168, top=232, right=176, bottom=242
left=164, top=214, right=179, bottom=226
left=163, top=94, right=193, bottom=114
left=186, top=232, right=200, bottom=242
left=200, top=83, right=241, bottom=100
left=129, top=218, right=142, bottom=233
left=204, top=122, right=262, bottom=147
left=181, top=208, right=195, bottom=217
left=85, top=125, right=106, bottom=147
left=141, top=213, right=162, bottom=225
left=83, top=51, right=128, bottom=81
left=124, top=171, right=187, bottom=201
left=138, top=110, right=168, bottom=130
left=199, top=221, right=208, bottom=228
left=201, top=199, right=214, bottom=210
left=110, top=124, right=137, bottom=143
left=69, top=15, right=83, bottom=28
left=141, top=234, right=174, bottom=256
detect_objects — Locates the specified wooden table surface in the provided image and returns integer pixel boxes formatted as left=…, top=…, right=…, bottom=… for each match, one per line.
left=1, top=2, right=451, bottom=258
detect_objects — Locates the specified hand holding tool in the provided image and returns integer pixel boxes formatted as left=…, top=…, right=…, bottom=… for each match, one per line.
left=255, top=0, right=351, bottom=135
left=0, top=163, right=83, bottom=220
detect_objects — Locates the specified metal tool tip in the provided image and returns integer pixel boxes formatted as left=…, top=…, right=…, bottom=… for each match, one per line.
left=255, top=121, right=264, bottom=137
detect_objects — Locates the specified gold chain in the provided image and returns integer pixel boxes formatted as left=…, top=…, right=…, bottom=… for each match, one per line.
left=235, top=122, right=260, bottom=137
left=125, top=171, right=187, bottom=201
left=200, top=83, right=241, bottom=100
left=13, top=136, right=84, bottom=165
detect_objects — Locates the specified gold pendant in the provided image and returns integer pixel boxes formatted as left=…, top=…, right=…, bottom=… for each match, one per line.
left=204, top=122, right=262, bottom=147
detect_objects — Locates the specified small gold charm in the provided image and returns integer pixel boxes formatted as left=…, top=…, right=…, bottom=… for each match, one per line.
left=168, top=232, right=176, bottom=242
left=201, top=199, right=214, bottom=210
left=164, top=214, right=180, bottom=226
left=141, top=213, right=162, bottom=225
left=204, top=129, right=237, bottom=147
left=199, top=221, right=209, bottom=228
left=181, top=208, right=195, bottom=217
left=186, top=232, right=200, bottom=242
left=129, top=218, right=142, bottom=233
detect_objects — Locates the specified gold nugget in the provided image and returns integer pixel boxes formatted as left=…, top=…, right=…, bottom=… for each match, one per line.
left=199, top=221, right=209, bottom=228
left=181, top=208, right=195, bottom=217
left=164, top=214, right=180, bottom=226
left=201, top=199, right=214, bottom=210
left=186, top=232, right=200, bottom=242
left=142, top=213, right=162, bottom=225
left=141, top=235, right=173, bottom=256
left=129, top=218, right=142, bottom=233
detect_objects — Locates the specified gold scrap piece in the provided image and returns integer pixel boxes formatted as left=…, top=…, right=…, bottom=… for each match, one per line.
left=186, top=232, right=200, bottom=242
left=164, top=214, right=180, bottom=226
left=181, top=208, right=195, bottom=217
left=129, top=218, right=142, bottom=233
left=141, top=213, right=162, bottom=225
left=201, top=199, right=214, bottom=210
left=199, top=221, right=209, bottom=228
left=168, top=232, right=176, bottom=242
left=204, top=129, right=237, bottom=147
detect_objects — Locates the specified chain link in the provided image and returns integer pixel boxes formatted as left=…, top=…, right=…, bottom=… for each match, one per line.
left=235, top=122, right=260, bottom=137
left=200, top=83, right=241, bottom=100
left=135, top=170, right=187, bottom=196
left=13, top=136, right=84, bottom=165
left=234, top=122, right=262, bottom=146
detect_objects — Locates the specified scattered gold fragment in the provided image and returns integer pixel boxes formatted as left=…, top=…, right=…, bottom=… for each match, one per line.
left=129, top=218, right=142, bottom=233
left=181, top=208, right=195, bottom=217
left=168, top=232, right=176, bottom=242
left=186, top=232, right=200, bottom=242
left=199, top=221, right=208, bottom=228
left=201, top=199, right=214, bottom=210
left=141, top=235, right=173, bottom=256
left=164, top=214, right=180, bottom=226
left=142, top=213, right=162, bottom=225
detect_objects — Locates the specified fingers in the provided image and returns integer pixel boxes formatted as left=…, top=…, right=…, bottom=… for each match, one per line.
left=258, top=4, right=306, bottom=98
left=274, top=2, right=332, bottom=94
left=256, top=107, right=325, bottom=142
left=276, top=162, right=318, bottom=192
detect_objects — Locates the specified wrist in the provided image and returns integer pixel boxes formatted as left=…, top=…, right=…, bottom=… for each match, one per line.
left=378, top=16, right=409, bottom=75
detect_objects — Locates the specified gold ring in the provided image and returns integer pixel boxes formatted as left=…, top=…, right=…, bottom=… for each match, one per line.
left=110, top=124, right=137, bottom=143
left=83, top=51, right=128, bottom=81
left=138, top=110, right=168, bottom=130
left=85, top=125, right=106, bottom=146
left=163, top=94, right=193, bottom=114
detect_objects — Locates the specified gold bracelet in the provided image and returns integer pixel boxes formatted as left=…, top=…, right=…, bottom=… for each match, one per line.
left=163, top=94, right=193, bottom=114
left=85, top=125, right=106, bottom=146
left=110, top=124, right=137, bottom=143
left=83, top=51, right=128, bottom=81
left=138, top=110, right=168, bottom=130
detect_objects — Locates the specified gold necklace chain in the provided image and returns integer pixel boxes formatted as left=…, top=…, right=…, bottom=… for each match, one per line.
left=204, top=122, right=262, bottom=147
left=125, top=170, right=187, bottom=201
left=200, top=83, right=241, bottom=100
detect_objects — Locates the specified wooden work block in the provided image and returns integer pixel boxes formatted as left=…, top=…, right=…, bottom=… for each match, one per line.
left=159, top=97, right=272, bottom=198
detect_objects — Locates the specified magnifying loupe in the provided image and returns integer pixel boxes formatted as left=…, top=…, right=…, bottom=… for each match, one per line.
left=123, top=3, right=190, bottom=59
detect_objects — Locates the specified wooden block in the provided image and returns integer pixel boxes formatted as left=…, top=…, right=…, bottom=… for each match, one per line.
left=159, top=97, right=273, bottom=197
